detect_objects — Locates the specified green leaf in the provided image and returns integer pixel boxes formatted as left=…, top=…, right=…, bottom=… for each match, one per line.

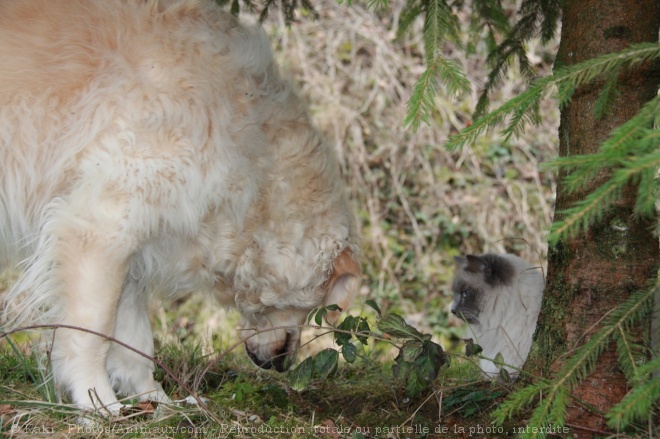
left=400, top=340, right=424, bottom=362
left=365, top=299, right=382, bottom=317
left=342, top=343, right=357, bottom=363
left=499, top=367, right=512, bottom=383
left=307, top=308, right=318, bottom=324
left=414, top=341, right=446, bottom=380
left=404, top=367, right=428, bottom=397
left=355, top=317, right=370, bottom=345
left=393, top=340, right=447, bottom=397
left=465, top=339, right=483, bottom=357
left=289, top=357, right=314, bottom=392
left=377, top=314, right=424, bottom=340
left=335, top=315, right=356, bottom=346
left=314, top=308, right=327, bottom=326
left=314, top=349, right=339, bottom=379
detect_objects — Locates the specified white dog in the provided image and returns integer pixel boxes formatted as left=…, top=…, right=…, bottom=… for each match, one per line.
left=0, top=0, right=360, bottom=413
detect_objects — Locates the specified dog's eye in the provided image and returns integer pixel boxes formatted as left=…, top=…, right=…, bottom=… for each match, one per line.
left=461, top=290, right=469, bottom=298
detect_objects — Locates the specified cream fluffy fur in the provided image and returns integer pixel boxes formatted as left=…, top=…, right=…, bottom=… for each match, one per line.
left=0, top=0, right=360, bottom=413
left=451, top=254, right=544, bottom=378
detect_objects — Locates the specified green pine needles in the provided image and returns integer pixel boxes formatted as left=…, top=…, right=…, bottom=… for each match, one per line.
left=492, top=288, right=655, bottom=436
left=395, top=0, right=562, bottom=129
left=447, top=42, right=660, bottom=244
left=448, top=37, right=660, bottom=437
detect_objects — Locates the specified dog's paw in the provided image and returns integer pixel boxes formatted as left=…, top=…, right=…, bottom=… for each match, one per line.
left=174, top=395, right=209, bottom=406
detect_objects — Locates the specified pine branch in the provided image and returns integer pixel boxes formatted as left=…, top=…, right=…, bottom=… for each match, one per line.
left=547, top=96, right=660, bottom=204
left=491, top=381, right=550, bottom=425
left=633, top=158, right=660, bottom=217
left=474, top=0, right=560, bottom=118
left=613, top=324, right=645, bottom=384
left=549, top=172, right=630, bottom=243
left=525, top=385, right=569, bottom=439
left=366, top=0, right=389, bottom=9
left=472, top=0, right=510, bottom=35
left=403, top=0, right=468, bottom=131
left=538, top=0, right=561, bottom=43
left=606, top=376, right=660, bottom=429
left=396, top=1, right=422, bottom=40
left=593, top=71, right=620, bottom=119
left=456, top=43, right=660, bottom=151
left=404, top=66, right=439, bottom=131
left=494, top=288, right=656, bottom=431
left=549, top=109, right=660, bottom=242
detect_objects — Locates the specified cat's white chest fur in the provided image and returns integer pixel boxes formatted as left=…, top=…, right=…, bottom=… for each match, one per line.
left=451, top=254, right=545, bottom=379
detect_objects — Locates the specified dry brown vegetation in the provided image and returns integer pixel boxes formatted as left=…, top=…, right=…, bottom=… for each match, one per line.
left=262, top=2, right=557, bottom=338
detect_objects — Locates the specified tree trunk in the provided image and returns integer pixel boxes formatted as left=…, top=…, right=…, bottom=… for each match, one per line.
left=526, top=0, right=660, bottom=436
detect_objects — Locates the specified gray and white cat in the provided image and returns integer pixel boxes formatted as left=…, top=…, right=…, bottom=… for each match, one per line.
left=451, top=253, right=545, bottom=379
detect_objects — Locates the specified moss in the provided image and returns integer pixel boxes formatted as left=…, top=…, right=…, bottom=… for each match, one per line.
left=526, top=239, right=576, bottom=376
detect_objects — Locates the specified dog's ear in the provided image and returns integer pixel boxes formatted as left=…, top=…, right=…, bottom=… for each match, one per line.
left=322, top=247, right=361, bottom=324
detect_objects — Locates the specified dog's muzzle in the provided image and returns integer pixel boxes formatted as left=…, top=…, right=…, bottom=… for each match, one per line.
left=245, top=332, right=293, bottom=373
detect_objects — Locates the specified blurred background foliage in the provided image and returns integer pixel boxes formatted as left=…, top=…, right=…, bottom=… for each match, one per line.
left=256, top=0, right=558, bottom=345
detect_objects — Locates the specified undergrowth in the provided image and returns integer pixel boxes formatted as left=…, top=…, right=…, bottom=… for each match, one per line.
left=0, top=308, right=516, bottom=439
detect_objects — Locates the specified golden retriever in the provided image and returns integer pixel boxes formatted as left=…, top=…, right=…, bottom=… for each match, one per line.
left=0, top=0, right=360, bottom=413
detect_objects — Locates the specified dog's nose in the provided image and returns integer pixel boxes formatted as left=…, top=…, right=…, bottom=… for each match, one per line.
left=245, top=346, right=271, bottom=369
left=244, top=334, right=291, bottom=372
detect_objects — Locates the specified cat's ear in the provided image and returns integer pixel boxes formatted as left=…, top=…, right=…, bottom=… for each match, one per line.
left=453, top=256, right=467, bottom=266
left=465, top=255, right=490, bottom=275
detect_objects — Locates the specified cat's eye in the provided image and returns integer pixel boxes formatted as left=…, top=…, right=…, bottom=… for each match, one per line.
left=461, top=290, right=469, bottom=298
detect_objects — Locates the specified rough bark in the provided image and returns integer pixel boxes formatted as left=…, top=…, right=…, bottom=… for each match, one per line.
left=525, top=0, right=660, bottom=436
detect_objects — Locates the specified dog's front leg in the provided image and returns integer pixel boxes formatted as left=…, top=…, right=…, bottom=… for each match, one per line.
left=49, top=227, right=130, bottom=415
left=107, top=278, right=170, bottom=405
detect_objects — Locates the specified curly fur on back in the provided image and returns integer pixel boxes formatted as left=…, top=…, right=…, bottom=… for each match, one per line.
left=0, top=0, right=360, bottom=412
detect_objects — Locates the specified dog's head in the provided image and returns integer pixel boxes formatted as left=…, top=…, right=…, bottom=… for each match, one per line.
left=236, top=247, right=360, bottom=372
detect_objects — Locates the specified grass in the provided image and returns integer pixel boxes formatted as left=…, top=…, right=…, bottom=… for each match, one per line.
left=0, top=1, right=560, bottom=437
left=0, top=327, right=519, bottom=438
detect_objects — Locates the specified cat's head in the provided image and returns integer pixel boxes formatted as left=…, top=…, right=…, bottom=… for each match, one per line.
left=450, top=254, right=517, bottom=325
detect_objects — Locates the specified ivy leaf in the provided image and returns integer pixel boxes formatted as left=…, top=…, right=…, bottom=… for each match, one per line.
left=289, top=357, right=314, bottom=392
left=377, top=314, right=424, bottom=340
left=314, top=349, right=339, bottom=379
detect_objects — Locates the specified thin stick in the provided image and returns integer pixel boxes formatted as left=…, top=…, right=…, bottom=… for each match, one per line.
left=0, top=324, right=216, bottom=421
